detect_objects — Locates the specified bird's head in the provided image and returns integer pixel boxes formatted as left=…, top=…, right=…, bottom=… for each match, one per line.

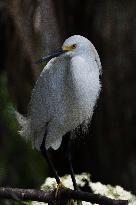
left=62, top=35, right=92, bottom=57
left=35, top=35, right=92, bottom=64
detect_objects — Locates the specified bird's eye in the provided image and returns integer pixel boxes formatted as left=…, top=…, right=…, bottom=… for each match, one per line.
left=72, top=44, right=77, bottom=49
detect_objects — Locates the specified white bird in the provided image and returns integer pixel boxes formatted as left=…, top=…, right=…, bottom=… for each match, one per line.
left=16, top=35, right=102, bottom=190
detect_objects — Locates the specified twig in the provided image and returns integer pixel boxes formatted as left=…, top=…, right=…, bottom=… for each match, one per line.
left=0, top=187, right=128, bottom=205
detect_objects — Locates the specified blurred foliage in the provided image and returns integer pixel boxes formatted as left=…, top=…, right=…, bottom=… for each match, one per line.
left=0, top=72, right=48, bottom=190
left=0, top=72, right=17, bottom=135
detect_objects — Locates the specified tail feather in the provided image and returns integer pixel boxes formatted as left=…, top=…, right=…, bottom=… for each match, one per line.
left=15, top=111, right=31, bottom=141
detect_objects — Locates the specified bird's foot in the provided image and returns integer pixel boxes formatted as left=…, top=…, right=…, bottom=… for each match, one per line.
left=55, top=183, right=82, bottom=205
left=55, top=182, right=65, bottom=198
left=67, top=199, right=75, bottom=205
left=67, top=199, right=82, bottom=205
left=55, top=183, right=76, bottom=205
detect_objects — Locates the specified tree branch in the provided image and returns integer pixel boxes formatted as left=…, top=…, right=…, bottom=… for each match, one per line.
left=0, top=187, right=128, bottom=205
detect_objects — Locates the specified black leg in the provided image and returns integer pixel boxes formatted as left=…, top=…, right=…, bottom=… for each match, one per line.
left=40, top=133, right=61, bottom=184
left=66, top=136, right=78, bottom=190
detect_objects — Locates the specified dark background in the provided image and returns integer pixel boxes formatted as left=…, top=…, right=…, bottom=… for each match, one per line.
left=0, top=0, right=136, bottom=202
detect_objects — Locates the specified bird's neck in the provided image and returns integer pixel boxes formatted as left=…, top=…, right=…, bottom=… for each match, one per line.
left=70, top=54, right=95, bottom=74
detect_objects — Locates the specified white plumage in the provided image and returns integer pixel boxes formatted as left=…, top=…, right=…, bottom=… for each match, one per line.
left=16, top=35, right=102, bottom=150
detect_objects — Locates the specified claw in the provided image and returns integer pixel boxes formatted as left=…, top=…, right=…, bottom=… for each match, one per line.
left=67, top=199, right=75, bottom=205
left=55, top=182, right=65, bottom=198
left=68, top=199, right=83, bottom=205
left=55, top=182, right=81, bottom=205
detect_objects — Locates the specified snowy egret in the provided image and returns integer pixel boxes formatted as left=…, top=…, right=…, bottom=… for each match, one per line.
left=16, top=35, right=102, bottom=190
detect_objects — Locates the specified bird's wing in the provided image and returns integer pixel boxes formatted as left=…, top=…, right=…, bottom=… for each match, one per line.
left=16, top=57, right=64, bottom=150
left=28, top=57, right=58, bottom=128
left=28, top=56, right=68, bottom=150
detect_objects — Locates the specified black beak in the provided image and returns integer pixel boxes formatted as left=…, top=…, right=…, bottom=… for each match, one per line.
left=35, top=49, right=65, bottom=64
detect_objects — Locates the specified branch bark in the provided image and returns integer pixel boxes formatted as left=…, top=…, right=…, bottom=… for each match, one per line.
left=0, top=187, right=128, bottom=205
